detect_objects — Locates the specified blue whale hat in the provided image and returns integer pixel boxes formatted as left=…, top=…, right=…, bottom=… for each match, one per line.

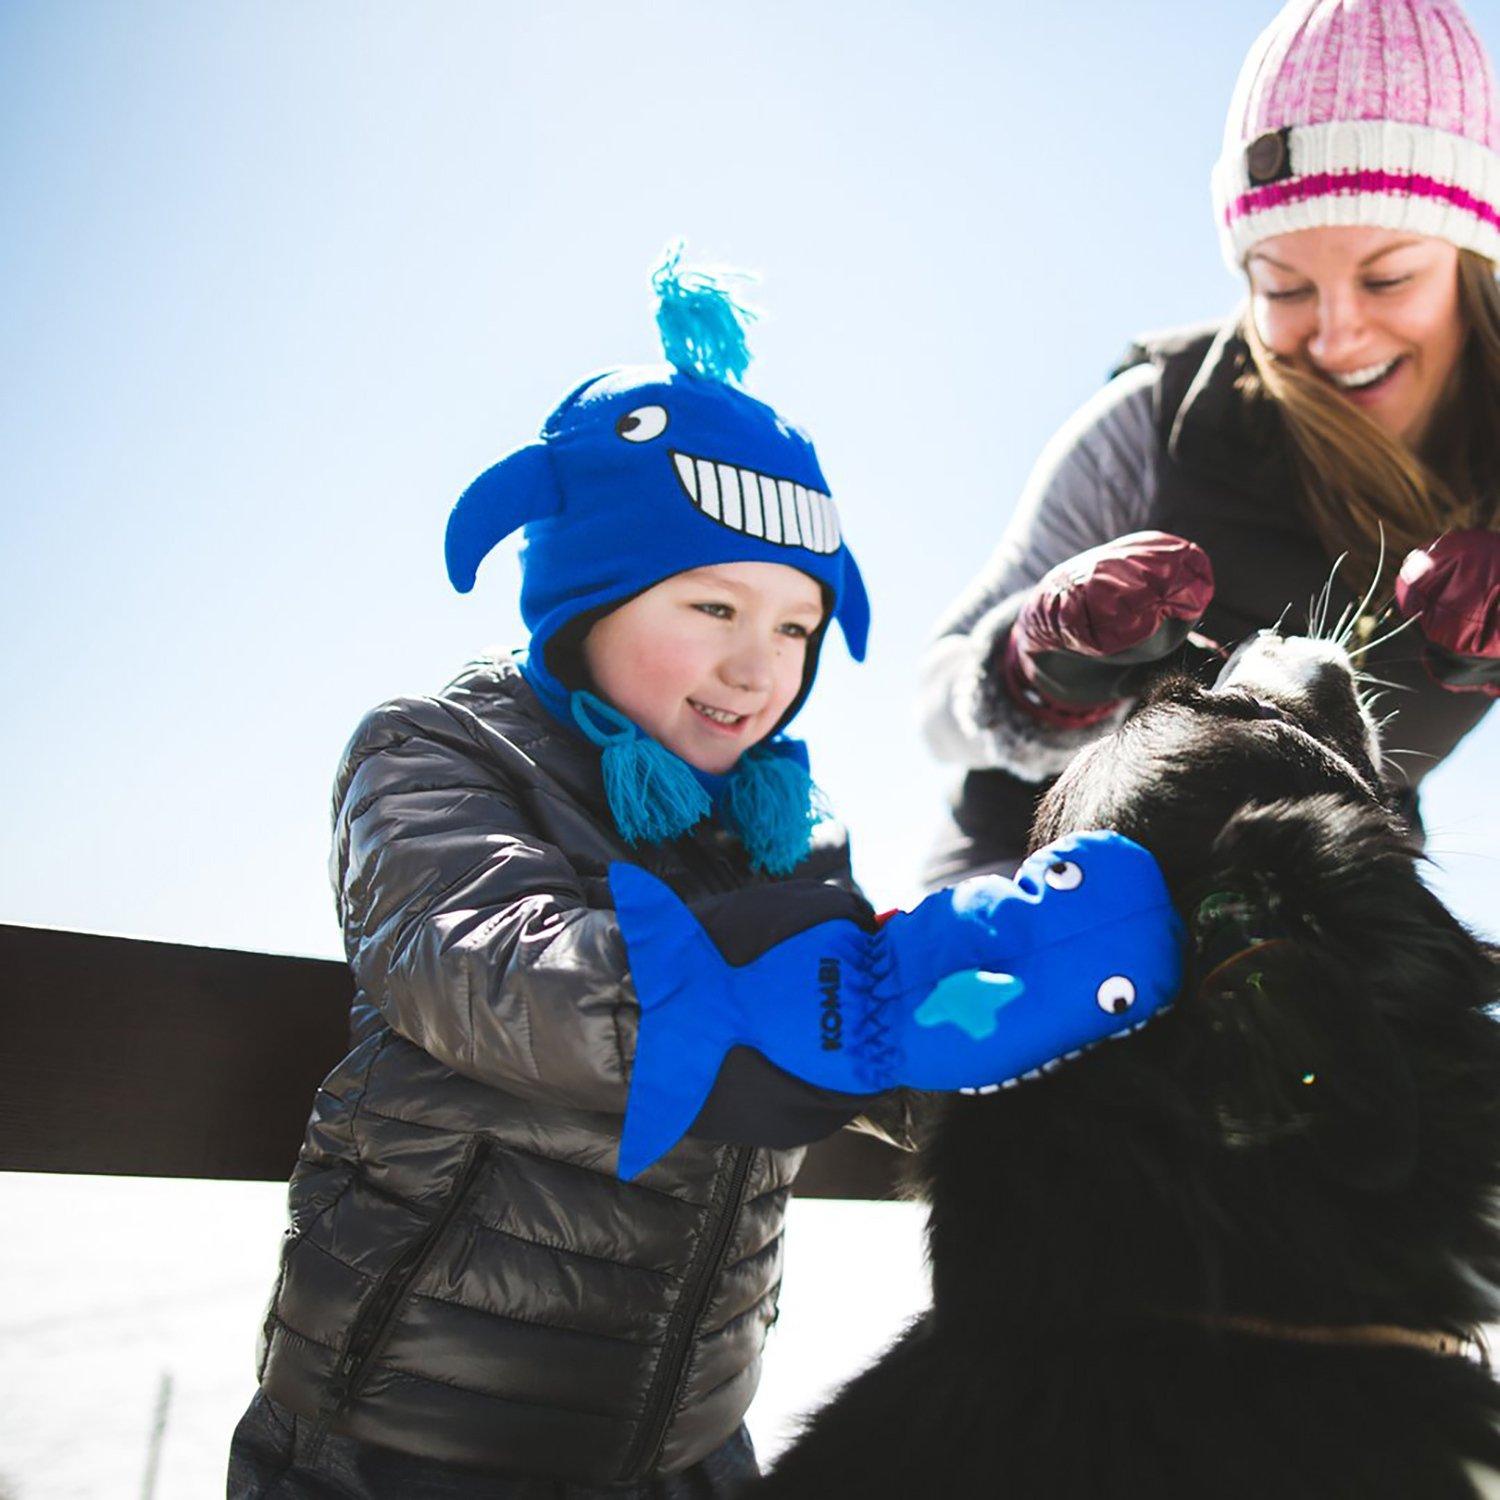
left=445, top=245, right=871, bottom=722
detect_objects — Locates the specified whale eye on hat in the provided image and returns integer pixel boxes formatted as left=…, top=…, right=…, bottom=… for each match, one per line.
left=616, top=405, right=669, bottom=442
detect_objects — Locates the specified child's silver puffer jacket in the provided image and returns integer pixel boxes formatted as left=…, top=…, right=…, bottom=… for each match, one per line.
left=256, top=654, right=868, bottom=1482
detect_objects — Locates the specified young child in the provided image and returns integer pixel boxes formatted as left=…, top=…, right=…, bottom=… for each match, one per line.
left=227, top=251, right=1181, bottom=1499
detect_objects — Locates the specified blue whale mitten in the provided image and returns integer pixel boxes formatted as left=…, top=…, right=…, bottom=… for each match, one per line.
left=610, top=830, right=1184, bottom=1177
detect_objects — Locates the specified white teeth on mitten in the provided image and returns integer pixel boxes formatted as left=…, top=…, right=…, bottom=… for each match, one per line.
left=671, top=450, right=841, bottom=553
left=956, top=1033, right=1145, bottom=1098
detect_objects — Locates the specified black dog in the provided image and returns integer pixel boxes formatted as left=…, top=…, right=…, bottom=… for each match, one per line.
left=754, top=634, right=1500, bottom=1499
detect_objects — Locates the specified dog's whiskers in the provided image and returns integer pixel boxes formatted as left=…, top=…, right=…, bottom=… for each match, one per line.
left=1186, top=629, right=1233, bottom=660
left=1419, top=842, right=1500, bottom=865
left=1312, top=554, right=1347, bottom=641
left=1307, top=586, right=1326, bottom=643
left=1352, top=672, right=1412, bottom=694
left=1337, top=531, right=1393, bottom=655
left=1350, top=610, right=1422, bottom=660
left=1380, top=745, right=1439, bottom=765
left=1314, top=552, right=1362, bottom=645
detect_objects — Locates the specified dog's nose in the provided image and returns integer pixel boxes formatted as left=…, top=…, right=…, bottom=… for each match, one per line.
left=1213, top=632, right=1354, bottom=701
left=1212, top=632, right=1383, bottom=779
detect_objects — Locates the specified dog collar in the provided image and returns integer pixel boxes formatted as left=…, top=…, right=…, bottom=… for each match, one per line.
left=1193, top=1313, right=1485, bottom=1364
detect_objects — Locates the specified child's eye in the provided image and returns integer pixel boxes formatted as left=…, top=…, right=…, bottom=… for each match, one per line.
left=779, top=622, right=810, bottom=639
left=693, top=602, right=733, bottom=619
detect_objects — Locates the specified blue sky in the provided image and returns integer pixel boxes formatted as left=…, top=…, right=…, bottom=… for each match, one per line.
left=2, top=0, right=1496, bottom=958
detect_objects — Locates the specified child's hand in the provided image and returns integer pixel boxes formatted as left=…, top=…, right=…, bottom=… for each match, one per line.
left=609, top=832, right=1183, bottom=1176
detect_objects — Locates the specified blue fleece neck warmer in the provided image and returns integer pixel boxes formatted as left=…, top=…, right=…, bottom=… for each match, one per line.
left=444, top=244, right=871, bottom=721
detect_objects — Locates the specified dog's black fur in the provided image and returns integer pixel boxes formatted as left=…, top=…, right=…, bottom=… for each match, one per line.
left=754, top=643, right=1500, bottom=1498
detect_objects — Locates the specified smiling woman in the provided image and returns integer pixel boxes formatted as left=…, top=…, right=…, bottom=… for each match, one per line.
left=919, top=0, right=1500, bottom=888
left=1242, top=231, right=1500, bottom=574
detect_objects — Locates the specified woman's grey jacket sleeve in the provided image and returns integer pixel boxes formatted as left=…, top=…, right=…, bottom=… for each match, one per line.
left=331, top=698, right=638, bottom=1115
left=918, top=364, right=1162, bottom=782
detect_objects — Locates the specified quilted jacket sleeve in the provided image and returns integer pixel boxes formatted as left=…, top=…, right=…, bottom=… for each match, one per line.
left=331, top=696, right=637, bottom=1114
left=918, top=365, right=1159, bottom=782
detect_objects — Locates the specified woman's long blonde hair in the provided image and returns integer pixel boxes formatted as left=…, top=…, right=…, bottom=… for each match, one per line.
left=1240, top=251, right=1500, bottom=587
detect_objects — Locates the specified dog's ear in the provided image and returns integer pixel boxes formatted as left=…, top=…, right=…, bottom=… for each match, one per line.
left=1186, top=795, right=1424, bottom=1193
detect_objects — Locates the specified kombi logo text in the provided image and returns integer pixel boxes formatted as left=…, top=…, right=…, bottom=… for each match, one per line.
left=818, top=958, right=842, bottom=1051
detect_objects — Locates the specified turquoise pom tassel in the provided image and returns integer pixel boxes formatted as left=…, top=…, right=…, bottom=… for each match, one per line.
left=570, top=692, right=821, bottom=871
left=720, top=744, right=822, bottom=876
left=652, top=241, right=758, bottom=385
left=572, top=693, right=711, bottom=845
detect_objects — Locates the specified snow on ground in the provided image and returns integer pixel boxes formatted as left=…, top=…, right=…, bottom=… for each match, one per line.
left=0, top=1175, right=928, bottom=1499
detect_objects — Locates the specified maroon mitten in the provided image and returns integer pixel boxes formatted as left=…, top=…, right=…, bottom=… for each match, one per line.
left=1395, top=530, right=1500, bottom=697
left=1004, top=531, right=1216, bottom=727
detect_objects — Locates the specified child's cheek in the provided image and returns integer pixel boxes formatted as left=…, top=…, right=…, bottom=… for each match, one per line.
left=636, top=634, right=712, bottom=701
left=771, top=639, right=809, bottom=704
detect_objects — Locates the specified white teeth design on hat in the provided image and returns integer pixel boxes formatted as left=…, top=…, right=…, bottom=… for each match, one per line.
left=794, top=482, right=814, bottom=548
left=777, top=479, right=798, bottom=543
left=670, top=449, right=842, bottom=554
left=741, top=471, right=764, bottom=537
left=693, top=458, right=721, bottom=520
left=715, top=461, right=742, bottom=530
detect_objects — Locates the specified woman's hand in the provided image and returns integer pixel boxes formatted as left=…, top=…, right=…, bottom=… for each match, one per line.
left=1004, top=531, right=1215, bottom=726
left=1395, top=531, right=1500, bottom=697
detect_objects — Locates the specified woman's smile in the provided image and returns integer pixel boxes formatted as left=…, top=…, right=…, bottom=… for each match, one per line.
left=1312, top=351, right=1408, bottom=407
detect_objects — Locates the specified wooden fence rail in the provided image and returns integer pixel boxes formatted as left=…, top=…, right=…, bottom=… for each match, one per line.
left=0, top=924, right=902, bottom=1198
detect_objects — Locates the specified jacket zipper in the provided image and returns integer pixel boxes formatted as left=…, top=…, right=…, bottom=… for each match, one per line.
left=618, top=828, right=759, bottom=1474
left=316, top=1138, right=488, bottom=1438
left=623, top=1143, right=754, bottom=1479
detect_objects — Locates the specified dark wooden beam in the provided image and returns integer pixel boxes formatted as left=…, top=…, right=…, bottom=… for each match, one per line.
left=0, top=924, right=905, bottom=1198
left=0, top=924, right=349, bottom=1180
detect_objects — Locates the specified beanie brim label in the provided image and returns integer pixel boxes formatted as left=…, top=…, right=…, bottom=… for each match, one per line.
left=1213, top=121, right=1500, bottom=269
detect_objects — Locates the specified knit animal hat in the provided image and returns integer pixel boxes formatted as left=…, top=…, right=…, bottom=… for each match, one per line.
left=444, top=248, right=869, bottom=873
left=1212, top=0, right=1500, bottom=270
left=445, top=247, right=870, bottom=725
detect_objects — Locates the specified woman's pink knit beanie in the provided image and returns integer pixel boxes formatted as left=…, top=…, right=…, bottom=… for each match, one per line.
left=1213, top=0, right=1500, bottom=268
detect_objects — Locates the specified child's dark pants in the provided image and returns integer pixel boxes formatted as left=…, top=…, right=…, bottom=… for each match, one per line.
left=227, top=1391, right=759, bottom=1500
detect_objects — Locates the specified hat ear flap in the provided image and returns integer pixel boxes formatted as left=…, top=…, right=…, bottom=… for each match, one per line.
left=444, top=442, right=562, bottom=593
left=834, top=547, right=871, bottom=661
